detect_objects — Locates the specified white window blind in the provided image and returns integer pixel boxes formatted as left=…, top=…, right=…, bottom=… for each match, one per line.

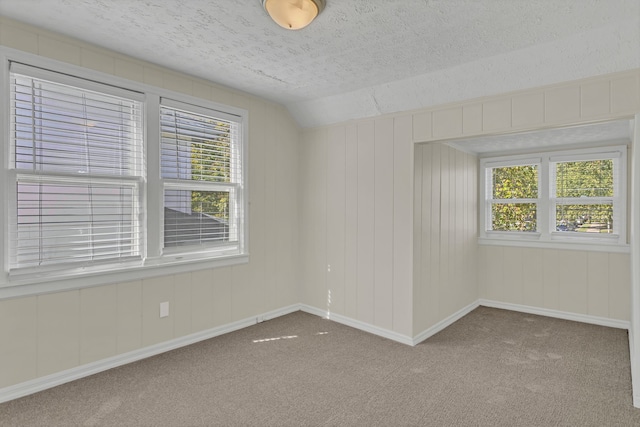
left=9, top=65, right=144, bottom=272
left=160, top=100, right=243, bottom=252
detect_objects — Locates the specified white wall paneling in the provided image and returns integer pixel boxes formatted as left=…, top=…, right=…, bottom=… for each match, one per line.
left=373, top=119, right=394, bottom=330
left=478, top=235, right=631, bottom=321
left=412, top=143, right=478, bottom=335
left=393, top=116, right=414, bottom=336
left=300, top=116, right=415, bottom=337
left=327, top=126, right=347, bottom=317
left=630, top=112, right=640, bottom=407
left=2, top=17, right=640, bottom=405
left=299, top=128, right=327, bottom=312
left=344, top=124, right=359, bottom=319
left=412, top=69, right=640, bottom=143
left=356, top=122, right=376, bottom=324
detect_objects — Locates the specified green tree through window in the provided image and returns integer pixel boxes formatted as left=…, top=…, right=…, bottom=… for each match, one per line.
left=190, top=122, right=231, bottom=220
left=491, top=165, right=537, bottom=232
left=555, top=160, right=613, bottom=233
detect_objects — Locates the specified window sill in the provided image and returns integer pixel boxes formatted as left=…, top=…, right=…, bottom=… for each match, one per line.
left=0, top=253, right=249, bottom=299
left=478, top=236, right=630, bottom=253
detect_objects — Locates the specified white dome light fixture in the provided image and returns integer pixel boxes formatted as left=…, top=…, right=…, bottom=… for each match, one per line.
left=262, top=0, right=326, bottom=30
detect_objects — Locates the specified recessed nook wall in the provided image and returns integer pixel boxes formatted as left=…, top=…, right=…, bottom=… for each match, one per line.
left=299, top=116, right=414, bottom=338
left=413, top=143, right=478, bottom=335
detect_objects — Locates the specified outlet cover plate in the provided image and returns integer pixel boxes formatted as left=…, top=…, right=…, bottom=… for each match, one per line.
left=159, top=301, right=169, bottom=318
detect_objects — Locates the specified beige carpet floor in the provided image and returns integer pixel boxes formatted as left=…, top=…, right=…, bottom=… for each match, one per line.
left=2, top=306, right=640, bottom=426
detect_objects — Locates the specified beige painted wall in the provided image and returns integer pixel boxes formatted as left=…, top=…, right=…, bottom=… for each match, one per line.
left=0, top=18, right=301, bottom=389
left=300, top=66, right=640, bottom=339
left=410, top=67, right=639, bottom=324
left=413, top=143, right=478, bottom=335
left=410, top=70, right=639, bottom=144
left=299, top=116, right=414, bottom=337
left=2, top=15, right=640, bottom=395
left=479, top=246, right=630, bottom=321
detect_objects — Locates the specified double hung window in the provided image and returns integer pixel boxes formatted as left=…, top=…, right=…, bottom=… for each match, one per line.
left=160, top=100, right=243, bottom=253
left=9, top=64, right=144, bottom=274
left=487, top=161, right=539, bottom=233
left=480, top=145, right=627, bottom=247
left=3, top=57, right=248, bottom=288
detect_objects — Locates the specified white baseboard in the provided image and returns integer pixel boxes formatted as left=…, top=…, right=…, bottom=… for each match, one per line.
left=2, top=300, right=632, bottom=404
left=478, top=299, right=631, bottom=330
left=259, top=304, right=301, bottom=322
left=299, top=304, right=414, bottom=346
left=0, top=304, right=301, bottom=404
left=412, top=301, right=480, bottom=346
left=630, top=328, right=640, bottom=409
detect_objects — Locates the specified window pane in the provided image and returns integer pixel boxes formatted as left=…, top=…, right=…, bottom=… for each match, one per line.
left=555, top=203, right=613, bottom=233
left=492, top=165, right=538, bottom=199
left=12, top=182, right=140, bottom=268
left=491, top=203, right=537, bottom=232
left=164, top=189, right=231, bottom=247
left=9, top=69, right=143, bottom=273
left=11, top=74, right=142, bottom=176
left=555, top=160, right=613, bottom=197
left=161, top=107, right=233, bottom=183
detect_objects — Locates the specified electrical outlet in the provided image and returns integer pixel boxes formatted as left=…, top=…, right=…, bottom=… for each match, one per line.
left=159, top=301, right=169, bottom=318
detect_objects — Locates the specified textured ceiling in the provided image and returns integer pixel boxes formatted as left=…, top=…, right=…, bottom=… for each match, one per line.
left=1, top=0, right=639, bottom=127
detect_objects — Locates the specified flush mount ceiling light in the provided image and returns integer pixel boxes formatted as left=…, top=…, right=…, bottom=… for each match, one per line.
left=262, top=0, right=326, bottom=30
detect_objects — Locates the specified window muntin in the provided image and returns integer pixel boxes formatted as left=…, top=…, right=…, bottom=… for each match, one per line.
left=480, top=146, right=626, bottom=246
left=9, top=67, right=143, bottom=273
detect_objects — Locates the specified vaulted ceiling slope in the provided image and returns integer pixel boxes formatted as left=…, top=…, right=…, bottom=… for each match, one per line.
left=1, top=0, right=639, bottom=128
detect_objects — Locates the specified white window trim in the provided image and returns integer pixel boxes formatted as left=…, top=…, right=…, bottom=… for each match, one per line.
left=158, top=98, right=244, bottom=256
left=479, top=144, right=629, bottom=253
left=0, top=48, right=249, bottom=298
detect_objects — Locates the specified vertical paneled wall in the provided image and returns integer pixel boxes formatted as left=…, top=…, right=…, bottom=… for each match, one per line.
left=299, top=67, right=639, bottom=339
left=411, top=70, right=639, bottom=143
left=478, top=247, right=631, bottom=321
left=410, top=66, right=639, bottom=324
left=299, top=116, right=414, bottom=337
left=2, top=15, right=639, bottom=395
left=413, top=144, right=478, bottom=335
left=0, top=18, right=300, bottom=389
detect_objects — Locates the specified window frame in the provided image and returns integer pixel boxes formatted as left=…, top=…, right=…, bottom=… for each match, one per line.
left=483, top=157, right=541, bottom=237
left=159, top=99, right=244, bottom=256
left=0, top=48, right=249, bottom=297
left=479, top=144, right=628, bottom=251
left=8, top=63, right=146, bottom=275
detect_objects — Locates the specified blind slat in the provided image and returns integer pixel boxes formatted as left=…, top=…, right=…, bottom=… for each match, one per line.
left=9, top=70, right=143, bottom=271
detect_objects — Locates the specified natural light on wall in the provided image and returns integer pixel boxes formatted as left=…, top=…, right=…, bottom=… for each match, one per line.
left=262, top=0, right=325, bottom=30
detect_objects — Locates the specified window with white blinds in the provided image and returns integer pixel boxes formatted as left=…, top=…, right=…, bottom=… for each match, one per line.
left=160, top=100, right=243, bottom=252
left=9, top=64, right=144, bottom=273
left=1, top=56, right=248, bottom=288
